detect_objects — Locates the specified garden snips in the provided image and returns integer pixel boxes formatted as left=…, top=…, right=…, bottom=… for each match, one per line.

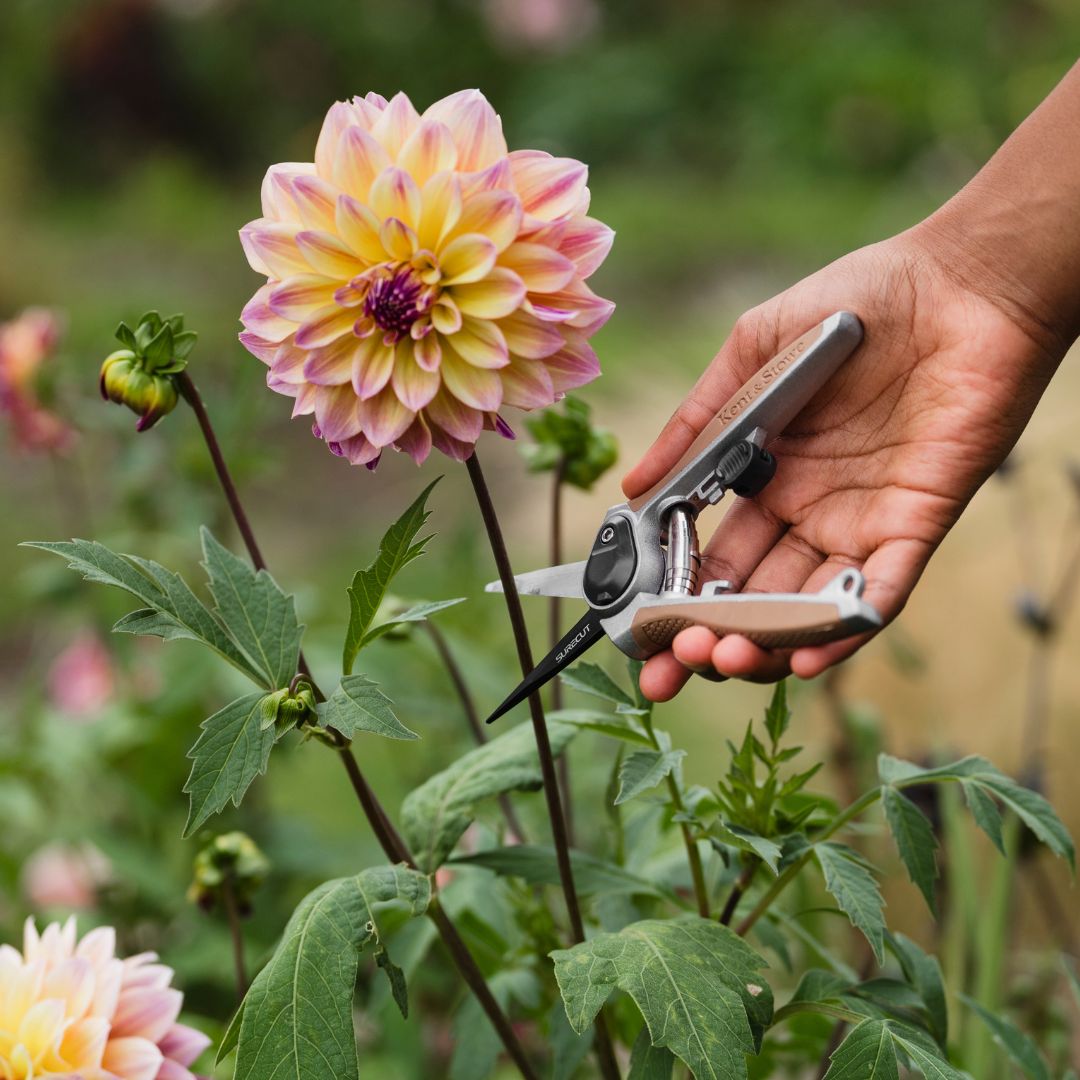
left=484, top=311, right=881, bottom=723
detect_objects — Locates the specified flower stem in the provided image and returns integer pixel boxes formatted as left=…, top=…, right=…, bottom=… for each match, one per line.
left=424, top=621, right=527, bottom=843
left=549, top=460, right=573, bottom=844
left=178, top=383, right=536, bottom=1080
left=221, top=875, right=248, bottom=1002
left=466, top=451, right=621, bottom=1080
left=718, top=859, right=758, bottom=926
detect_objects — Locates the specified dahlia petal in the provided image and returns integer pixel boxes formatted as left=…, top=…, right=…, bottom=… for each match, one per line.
left=497, top=310, right=565, bottom=359
left=260, top=162, right=314, bottom=222
left=313, top=384, right=363, bottom=441
left=391, top=343, right=441, bottom=409
left=429, top=424, right=477, bottom=461
left=370, top=166, right=422, bottom=230
left=370, top=91, right=422, bottom=159
left=238, top=331, right=280, bottom=364
left=459, top=157, right=514, bottom=199
left=526, top=279, right=614, bottom=332
left=413, top=330, right=442, bottom=372
left=393, top=416, right=434, bottom=464
left=380, top=217, right=419, bottom=261
left=423, top=89, right=507, bottom=171
left=335, top=195, right=386, bottom=263
left=57, top=1016, right=109, bottom=1071
left=156, top=1060, right=198, bottom=1080
left=303, top=335, right=360, bottom=385
left=87, top=959, right=123, bottom=1020
left=332, top=432, right=382, bottom=465
left=430, top=296, right=463, bottom=335
left=332, top=126, right=393, bottom=201
left=295, top=230, right=366, bottom=278
left=240, top=220, right=311, bottom=278
left=450, top=190, right=523, bottom=254
left=268, top=340, right=309, bottom=384
left=42, top=957, right=95, bottom=1018
left=448, top=317, right=510, bottom=369
left=294, top=304, right=359, bottom=349
left=289, top=382, right=318, bottom=415
left=112, top=987, right=182, bottom=1042
left=499, top=357, right=556, bottom=409
left=441, top=347, right=504, bottom=410
left=159, top=1023, right=213, bottom=1068
left=499, top=242, right=576, bottom=293
left=426, top=387, right=484, bottom=443
left=548, top=215, right=614, bottom=277
left=75, top=924, right=115, bottom=967
left=417, top=171, right=463, bottom=252
left=351, top=338, right=396, bottom=399
left=241, top=285, right=295, bottom=343
left=508, top=150, right=589, bottom=222
left=289, top=174, right=339, bottom=231
left=397, top=119, right=458, bottom=185
left=268, top=274, right=339, bottom=320
left=451, top=267, right=526, bottom=319
left=439, top=233, right=497, bottom=285
left=544, top=334, right=601, bottom=393
left=18, top=997, right=65, bottom=1055
left=358, top=386, right=415, bottom=445
left=315, top=99, right=381, bottom=177
left=101, top=1036, right=164, bottom=1080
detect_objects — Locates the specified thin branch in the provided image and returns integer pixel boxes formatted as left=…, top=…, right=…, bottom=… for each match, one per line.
left=718, top=860, right=758, bottom=927
left=221, top=875, right=248, bottom=1002
left=466, top=451, right=621, bottom=1080
left=549, top=460, right=573, bottom=844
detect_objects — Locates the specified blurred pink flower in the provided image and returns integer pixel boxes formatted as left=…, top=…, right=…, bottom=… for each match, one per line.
left=48, top=633, right=115, bottom=718
left=483, top=0, right=599, bottom=52
left=22, top=844, right=111, bottom=912
left=0, top=308, right=75, bottom=454
left=0, top=917, right=210, bottom=1079
left=240, top=89, right=614, bottom=465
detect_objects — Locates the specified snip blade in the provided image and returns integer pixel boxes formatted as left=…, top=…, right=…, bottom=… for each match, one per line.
left=486, top=609, right=606, bottom=723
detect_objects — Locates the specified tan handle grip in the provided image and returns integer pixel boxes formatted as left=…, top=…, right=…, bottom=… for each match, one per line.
left=630, top=596, right=854, bottom=652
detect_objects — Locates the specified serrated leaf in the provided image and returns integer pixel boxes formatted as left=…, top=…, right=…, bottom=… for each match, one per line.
left=375, top=945, right=409, bottom=1020
left=961, top=779, right=1004, bottom=854
left=764, top=680, right=790, bottom=746
left=450, top=845, right=679, bottom=903
left=815, top=843, right=886, bottom=963
left=343, top=479, right=440, bottom=674
left=615, top=748, right=686, bottom=805
left=561, top=661, right=636, bottom=707
left=359, top=596, right=465, bottom=649
left=788, top=968, right=851, bottom=1006
left=322, top=674, right=417, bottom=741
left=882, top=787, right=939, bottom=914
left=183, top=693, right=277, bottom=836
left=628, top=1026, right=675, bottom=1080
left=961, top=996, right=1051, bottom=1080
left=26, top=539, right=265, bottom=685
left=887, top=932, right=947, bottom=1048
left=401, top=718, right=577, bottom=871
left=710, top=822, right=783, bottom=874
left=888, top=1028, right=966, bottom=1078
left=235, top=866, right=429, bottom=1080
left=546, top=708, right=653, bottom=746
left=551, top=915, right=772, bottom=1079
left=201, top=528, right=303, bottom=689
left=824, top=1018, right=899, bottom=1080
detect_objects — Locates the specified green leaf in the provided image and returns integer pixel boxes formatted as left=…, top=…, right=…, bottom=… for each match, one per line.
left=375, top=945, right=409, bottom=1020
left=216, top=999, right=244, bottom=1064
left=343, top=479, right=440, bottom=674
left=882, top=787, right=939, bottom=914
left=546, top=708, right=654, bottom=747
left=961, top=778, right=1005, bottom=854
left=322, top=674, right=418, bottom=741
left=615, top=748, right=686, bottom=805
left=235, top=865, right=430, bottom=1080
left=711, top=822, right=783, bottom=875
left=788, top=968, right=851, bottom=1006
left=888, top=1028, right=966, bottom=1079
left=201, top=528, right=303, bottom=689
left=1063, top=956, right=1080, bottom=1013
left=824, top=1019, right=899, bottom=1080
left=550, top=1000, right=593, bottom=1080
left=450, top=844, right=680, bottom=903
left=561, top=661, right=636, bottom=707
left=359, top=596, right=465, bottom=649
left=450, top=969, right=538, bottom=1080
left=814, top=843, right=886, bottom=963
left=25, top=539, right=265, bottom=685
left=887, top=932, right=947, bottom=1048
left=183, top=693, right=277, bottom=837
left=764, top=680, right=791, bottom=747
left=628, top=1026, right=675, bottom=1080
left=551, top=915, right=772, bottom=1079
left=961, top=995, right=1051, bottom=1080
left=401, top=718, right=577, bottom=871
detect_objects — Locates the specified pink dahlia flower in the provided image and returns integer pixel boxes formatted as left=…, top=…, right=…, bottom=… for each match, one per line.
left=0, top=918, right=210, bottom=1079
left=239, top=89, right=614, bottom=464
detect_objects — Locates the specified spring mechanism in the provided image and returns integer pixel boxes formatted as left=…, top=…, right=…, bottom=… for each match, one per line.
left=662, top=505, right=701, bottom=595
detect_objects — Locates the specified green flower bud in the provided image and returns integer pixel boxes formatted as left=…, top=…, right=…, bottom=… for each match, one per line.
left=521, top=396, right=618, bottom=491
left=188, top=831, right=270, bottom=915
left=259, top=679, right=317, bottom=733
left=100, top=311, right=196, bottom=431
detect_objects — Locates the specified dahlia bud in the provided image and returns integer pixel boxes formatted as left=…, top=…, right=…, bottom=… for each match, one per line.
left=188, top=831, right=270, bottom=915
left=522, top=395, right=617, bottom=490
left=260, top=678, right=317, bottom=733
left=99, top=311, right=196, bottom=431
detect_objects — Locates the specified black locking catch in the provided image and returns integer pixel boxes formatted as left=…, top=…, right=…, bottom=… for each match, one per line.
left=582, top=516, right=638, bottom=608
left=715, top=440, right=777, bottom=498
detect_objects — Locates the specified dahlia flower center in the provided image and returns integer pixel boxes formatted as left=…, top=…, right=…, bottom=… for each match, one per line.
left=364, top=265, right=429, bottom=340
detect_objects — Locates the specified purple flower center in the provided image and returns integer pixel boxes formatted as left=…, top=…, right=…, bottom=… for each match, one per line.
left=364, top=267, right=424, bottom=339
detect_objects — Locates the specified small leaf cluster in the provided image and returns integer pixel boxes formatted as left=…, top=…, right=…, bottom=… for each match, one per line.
left=187, top=830, right=269, bottom=914
left=521, top=396, right=618, bottom=490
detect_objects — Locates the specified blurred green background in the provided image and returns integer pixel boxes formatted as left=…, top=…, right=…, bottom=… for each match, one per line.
left=2, top=0, right=1080, bottom=1074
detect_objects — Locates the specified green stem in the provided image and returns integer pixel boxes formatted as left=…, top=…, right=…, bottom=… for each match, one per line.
left=771, top=1001, right=865, bottom=1027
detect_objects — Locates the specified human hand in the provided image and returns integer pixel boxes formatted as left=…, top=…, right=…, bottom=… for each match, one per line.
left=625, top=227, right=1066, bottom=699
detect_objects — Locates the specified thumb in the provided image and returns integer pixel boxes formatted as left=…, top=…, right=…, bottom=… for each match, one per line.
left=621, top=313, right=780, bottom=499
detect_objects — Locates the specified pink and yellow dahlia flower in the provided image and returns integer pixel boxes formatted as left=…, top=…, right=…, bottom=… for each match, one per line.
left=239, top=89, right=614, bottom=464
left=0, top=917, right=210, bottom=1080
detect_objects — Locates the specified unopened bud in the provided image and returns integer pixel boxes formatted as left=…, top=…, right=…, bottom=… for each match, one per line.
left=522, top=395, right=618, bottom=491
left=187, top=831, right=269, bottom=914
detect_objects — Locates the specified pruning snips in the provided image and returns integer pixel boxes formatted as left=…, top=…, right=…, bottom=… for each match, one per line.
left=485, top=311, right=881, bottom=723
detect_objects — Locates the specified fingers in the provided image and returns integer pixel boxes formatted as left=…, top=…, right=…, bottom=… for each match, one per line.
left=698, top=498, right=786, bottom=590
left=622, top=317, right=776, bottom=499
left=638, top=649, right=693, bottom=702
